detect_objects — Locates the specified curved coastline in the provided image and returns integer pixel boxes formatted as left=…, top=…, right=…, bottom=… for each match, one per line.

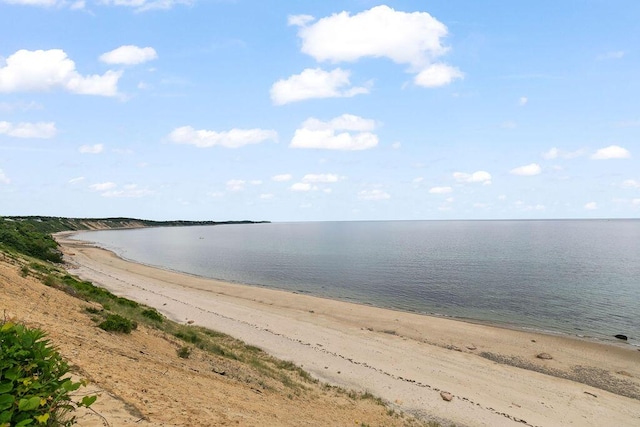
left=62, top=229, right=636, bottom=349
left=55, top=231, right=640, bottom=426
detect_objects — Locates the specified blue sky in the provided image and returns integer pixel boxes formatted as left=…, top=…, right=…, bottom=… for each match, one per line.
left=0, top=0, right=638, bottom=221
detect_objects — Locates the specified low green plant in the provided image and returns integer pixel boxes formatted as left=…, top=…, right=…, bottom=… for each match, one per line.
left=98, top=314, right=137, bottom=334
left=176, top=346, right=191, bottom=359
left=0, top=321, right=96, bottom=427
left=141, top=308, right=163, bottom=323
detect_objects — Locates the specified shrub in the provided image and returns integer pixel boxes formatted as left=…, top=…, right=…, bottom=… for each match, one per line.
left=141, top=309, right=163, bottom=323
left=98, top=314, right=137, bottom=334
left=0, top=321, right=96, bottom=426
left=176, top=346, right=191, bottom=359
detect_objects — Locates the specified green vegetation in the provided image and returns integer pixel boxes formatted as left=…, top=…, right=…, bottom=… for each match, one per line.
left=98, top=314, right=137, bottom=334
left=0, top=321, right=96, bottom=427
left=0, top=220, right=63, bottom=263
left=176, top=346, right=191, bottom=359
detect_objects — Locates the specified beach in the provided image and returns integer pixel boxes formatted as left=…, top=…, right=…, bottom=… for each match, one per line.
left=56, top=233, right=640, bottom=426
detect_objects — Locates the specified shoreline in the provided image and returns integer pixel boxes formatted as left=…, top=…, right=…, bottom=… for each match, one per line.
left=63, top=230, right=636, bottom=350
left=56, top=233, right=640, bottom=426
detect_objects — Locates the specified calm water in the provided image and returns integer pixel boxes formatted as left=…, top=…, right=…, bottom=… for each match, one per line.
left=74, top=220, right=640, bottom=345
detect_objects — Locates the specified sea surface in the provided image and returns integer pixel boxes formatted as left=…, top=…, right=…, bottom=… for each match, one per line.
left=73, top=220, right=640, bottom=346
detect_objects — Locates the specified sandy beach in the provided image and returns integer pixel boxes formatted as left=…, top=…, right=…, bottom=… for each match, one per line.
left=56, top=233, right=640, bottom=427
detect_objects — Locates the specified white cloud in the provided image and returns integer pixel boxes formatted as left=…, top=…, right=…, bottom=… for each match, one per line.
left=78, top=143, right=104, bottom=154
left=429, top=186, right=452, bottom=194
left=0, top=49, right=121, bottom=97
left=1, top=0, right=66, bottom=6
left=270, top=68, right=369, bottom=105
left=1, top=0, right=85, bottom=7
left=271, top=174, right=292, bottom=182
left=100, top=45, right=158, bottom=65
left=519, top=96, right=528, bottom=106
left=259, top=193, right=274, bottom=200
left=542, top=147, right=586, bottom=160
left=302, top=173, right=340, bottom=183
left=0, top=169, right=9, bottom=184
left=89, top=182, right=117, bottom=191
left=68, top=176, right=85, bottom=184
left=510, top=163, right=541, bottom=176
left=584, top=202, right=598, bottom=210
left=391, top=141, right=401, bottom=149
left=414, top=63, right=464, bottom=88
left=591, top=145, right=631, bottom=160
left=621, top=179, right=640, bottom=189
left=292, top=5, right=461, bottom=87
left=597, top=51, right=625, bottom=60
left=290, top=114, right=378, bottom=150
left=0, top=101, right=43, bottom=113
left=288, top=14, right=315, bottom=27
left=453, top=170, right=492, bottom=185
left=290, top=182, right=313, bottom=192
left=168, top=126, right=277, bottom=148
left=101, top=184, right=153, bottom=198
left=358, top=189, right=390, bottom=201
left=99, top=0, right=193, bottom=12
left=0, top=121, right=56, bottom=138
left=226, top=179, right=245, bottom=192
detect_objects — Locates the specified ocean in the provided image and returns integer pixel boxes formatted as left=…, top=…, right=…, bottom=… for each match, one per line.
left=73, top=220, right=640, bottom=346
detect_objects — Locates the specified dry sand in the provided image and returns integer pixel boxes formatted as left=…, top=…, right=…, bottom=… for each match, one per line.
left=55, top=233, right=640, bottom=426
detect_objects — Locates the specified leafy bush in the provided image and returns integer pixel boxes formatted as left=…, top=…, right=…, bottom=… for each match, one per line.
left=0, top=321, right=96, bottom=427
left=98, top=314, right=137, bottom=334
left=176, top=346, right=191, bottom=359
left=141, top=309, right=163, bottom=323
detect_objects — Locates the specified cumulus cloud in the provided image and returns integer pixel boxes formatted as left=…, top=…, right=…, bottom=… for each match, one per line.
left=584, top=202, right=598, bottom=210
left=358, top=189, right=390, bottom=201
left=591, top=145, right=631, bottom=160
left=0, top=121, right=57, bottom=138
left=78, top=143, right=104, bottom=154
left=290, top=173, right=343, bottom=192
left=271, top=174, right=292, bottom=182
left=100, top=184, right=153, bottom=198
left=429, top=186, right=452, bottom=194
left=302, top=173, right=341, bottom=183
left=168, top=126, right=277, bottom=148
left=1, top=0, right=83, bottom=8
left=621, top=179, right=640, bottom=189
left=0, top=169, right=9, bottom=184
left=453, top=170, right=491, bottom=185
left=510, top=163, right=541, bottom=176
left=414, top=63, right=464, bottom=88
left=290, top=5, right=462, bottom=87
left=290, top=182, right=313, bottom=192
left=542, top=147, right=586, bottom=160
left=226, top=179, right=245, bottom=192
left=99, top=0, right=193, bottom=12
left=89, top=182, right=117, bottom=191
left=100, top=45, right=158, bottom=65
left=0, top=49, right=121, bottom=96
left=270, top=68, right=369, bottom=105
left=290, top=114, right=378, bottom=150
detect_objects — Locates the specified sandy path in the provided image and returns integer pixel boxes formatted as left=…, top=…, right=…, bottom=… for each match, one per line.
left=58, top=235, right=640, bottom=427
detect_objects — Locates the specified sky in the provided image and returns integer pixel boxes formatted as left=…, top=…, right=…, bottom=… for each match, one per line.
left=0, top=0, right=638, bottom=222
